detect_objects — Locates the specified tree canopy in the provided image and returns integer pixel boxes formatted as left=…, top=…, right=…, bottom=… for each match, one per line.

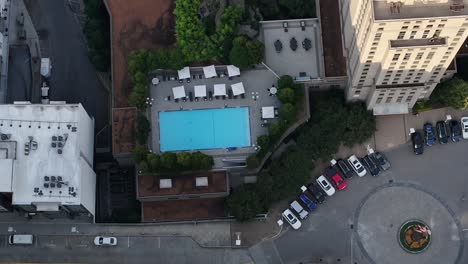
left=229, top=36, right=264, bottom=69
left=432, top=78, right=468, bottom=109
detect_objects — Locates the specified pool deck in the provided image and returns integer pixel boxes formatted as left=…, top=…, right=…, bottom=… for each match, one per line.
left=149, top=67, right=280, bottom=168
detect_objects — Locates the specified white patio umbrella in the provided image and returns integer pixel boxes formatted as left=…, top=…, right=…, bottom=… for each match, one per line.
left=194, top=85, right=207, bottom=98
left=262, top=106, right=275, bottom=119
left=172, top=86, right=186, bottom=99
left=203, top=65, right=217, bottom=78
left=231, top=82, right=245, bottom=96
left=213, top=84, right=226, bottom=96
left=227, top=65, right=240, bottom=77
left=177, top=67, right=190, bottom=80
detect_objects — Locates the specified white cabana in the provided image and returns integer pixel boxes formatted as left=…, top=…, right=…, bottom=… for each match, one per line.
left=194, top=85, right=207, bottom=98
left=203, top=65, right=217, bottom=78
left=227, top=65, right=240, bottom=77
left=172, top=86, right=186, bottom=99
left=213, top=84, right=226, bottom=96
left=262, top=106, right=275, bottom=119
left=178, top=67, right=190, bottom=80
left=231, top=82, right=245, bottom=96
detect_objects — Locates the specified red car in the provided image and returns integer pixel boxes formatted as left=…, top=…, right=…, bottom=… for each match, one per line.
left=324, top=166, right=347, bottom=190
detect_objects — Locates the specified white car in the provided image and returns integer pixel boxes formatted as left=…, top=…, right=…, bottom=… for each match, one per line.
left=347, top=155, right=367, bottom=177
left=282, top=209, right=302, bottom=230
left=461, top=117, right=468, bottom=139
left=316, top=175, right=335, bottom=196
left=94, top=236, right=117, bottom=246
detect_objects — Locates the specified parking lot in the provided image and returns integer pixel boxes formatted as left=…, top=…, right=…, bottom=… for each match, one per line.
left=251, top=137, right=468, bottom=264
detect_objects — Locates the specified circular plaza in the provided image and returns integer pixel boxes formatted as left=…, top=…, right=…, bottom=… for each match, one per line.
left=354, top=183, right=462, bottom=264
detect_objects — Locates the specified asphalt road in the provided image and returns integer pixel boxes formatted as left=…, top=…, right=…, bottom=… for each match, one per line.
left=250, top=139, right=468, bottom=264
left=6, top=45, right=31, bottom=102
left=24, top=0, right=109, bottom=139
left=0, top=235, right=252, bottom=264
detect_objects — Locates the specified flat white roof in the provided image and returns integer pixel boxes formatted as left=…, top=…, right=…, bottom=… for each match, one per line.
left=227, top=65, right=240, bottom=77
left=177, top=67, right=190, bottom=80
left=0, top=103, right=95, bottom=213
left=262, top=106, right=275, bottom=119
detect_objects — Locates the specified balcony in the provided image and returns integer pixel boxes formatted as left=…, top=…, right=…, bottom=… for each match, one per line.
left=390, top=37, right=447, bottom=48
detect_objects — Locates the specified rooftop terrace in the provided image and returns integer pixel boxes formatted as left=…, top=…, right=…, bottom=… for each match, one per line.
left=0, top=103, right=95, bottom=213
left=373, top=0, right=468, bottom=20
left=137, top=171, right=229, bottom=199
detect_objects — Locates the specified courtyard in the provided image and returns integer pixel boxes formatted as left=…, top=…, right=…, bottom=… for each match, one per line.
left=149, top=67, right=279, bottom=168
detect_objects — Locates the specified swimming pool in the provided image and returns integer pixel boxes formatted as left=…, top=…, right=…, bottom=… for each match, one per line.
left=159, top=107, right=251, bottom=151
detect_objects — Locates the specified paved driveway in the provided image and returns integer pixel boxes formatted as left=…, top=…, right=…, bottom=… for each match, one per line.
left=251, top=140, right=468, bottom=264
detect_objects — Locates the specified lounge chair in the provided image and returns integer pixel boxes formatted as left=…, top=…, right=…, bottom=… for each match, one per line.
left=175, top=98, right=179, bottom=103
left=198, top=74, right=203, bottom=79
left=189, top=92, right=194, bottom=102
left=215, top=96, right=219, bottom=100
left=222, top=95, right=226, bottom=100
left=208, top=91, right=213, bottom=100
left=241, top=94, right=245, bottom=99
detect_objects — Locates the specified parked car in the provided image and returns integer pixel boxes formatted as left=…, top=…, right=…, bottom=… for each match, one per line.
left=436, top=121, right=449, bottom=144
left=461, top=117, right=468, bottom=139
left=316, top=175, right=335, bottom=196
left=282, top=209, right=302, bottom=230
left=302, top=184, right=326, bottom=204
left=333, top=159, right=354, bottom=178
left=324, top=165, right=347, bottom=190
left=361, top=155, right=380, bottom=177
left=370, top=152, right=391, bottom=171
left=449, top=120, right=462, bottom=142
left=423, top=122, right=436, bottom=146
left=94, top=236, right=117, bottom=246
left=411, top=130, right=424, bottom=155
left=347, top=155, right=367, bottom=177
left=298, top=193, right=317, bottom=211
left=290, top=200, right=309, bottom=219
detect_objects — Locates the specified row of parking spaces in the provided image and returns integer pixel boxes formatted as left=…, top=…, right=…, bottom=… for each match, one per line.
left=1, top=235, right=174, bottom=249
left=410, top=115, right=468, bottom=155
left=281, top=147, right=392, bottom=230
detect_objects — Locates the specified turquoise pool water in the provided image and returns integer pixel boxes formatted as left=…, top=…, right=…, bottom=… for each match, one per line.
left=159, top=107, right=251, bottom=151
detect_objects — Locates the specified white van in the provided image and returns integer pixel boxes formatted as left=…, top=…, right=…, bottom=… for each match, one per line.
left=9, top=234, right=34, bottom=245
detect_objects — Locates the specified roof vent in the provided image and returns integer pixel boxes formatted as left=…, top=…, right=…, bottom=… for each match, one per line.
left=195, top=177, right=208, bottom=187
left=159, top=179, right=172, bottom=189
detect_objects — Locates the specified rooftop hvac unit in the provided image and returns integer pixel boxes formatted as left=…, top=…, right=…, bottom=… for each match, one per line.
left=0, top=133, right=10, bottom=140
left=159, top=179, right=172, bottom=189
left=195, top=177, right=208, bottom=187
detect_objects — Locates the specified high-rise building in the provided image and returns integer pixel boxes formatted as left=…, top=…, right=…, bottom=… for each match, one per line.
left=340, top=0, right=468, bottom=115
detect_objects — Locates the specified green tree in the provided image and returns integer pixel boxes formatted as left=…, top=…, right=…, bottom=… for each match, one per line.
left=277, top=75, right=294, bottom=89
left=432, top=78, right=468, bottom=109
left=83, top=0, right=110, bottom=71
left=229, top=36, right=264, bottom=69
left=279, top=103, right=296, bottom=123
left=136, top=114, right=151, bottom=145
left=160, top=152, right=177, bottom=170
left=257, top=135, right=270, bottom=150
left=278, top=0, right=316, bottom=19
left=129, top=83, right=148, bottom=109
left=246, top=154, right=259, bottom=169
left=133, top=145, right=149, bottom=163
left=268, top=123, right=282, bottom=139
left=277, top=87, right=296, bottom=104
left=176, top=152, right=193, bottom=168
left=190, top=151, right=213, bottom=170
left=342, top=102, right=376, bottom=147
left=226, top=185, right=263, bottom=221
left=146, top=154, right=161, bottom=172
left=138, top=160, right=149, bottom=173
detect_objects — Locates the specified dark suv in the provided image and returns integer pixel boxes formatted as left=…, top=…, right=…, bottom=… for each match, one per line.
left=436, top=121, right=449, bottom=144
left=306, top=184, right=326, bottom=204
left=411, top=131, right=424, bottom=155
left=449, top=120, right=462, bottom=142
left=335, top=159, right=354, bottom=178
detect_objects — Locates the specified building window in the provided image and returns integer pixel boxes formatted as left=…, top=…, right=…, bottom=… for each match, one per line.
left=392, top=54, right=400, bottom=61
left=386, top=97, right=392, bottom=103
left=413, top=25, right=420, bottom=29
left=426, top=24, right=433, bottom=28
left=403, top=53, right=411, bottom=60
left=422, top=30, right=430, bottom=38
left=397, top=31, right=406, bottom=39
left=427, top=52, right=435, bottom=59
left=376, top=97, right=383, bottom=103
left=438, top=24, right=445, bottom=28
left=434, top=30, right=441, bottom=37
left=378, top=27, right=384, bottom=31
left=402, top=26, right=409, bottom=29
